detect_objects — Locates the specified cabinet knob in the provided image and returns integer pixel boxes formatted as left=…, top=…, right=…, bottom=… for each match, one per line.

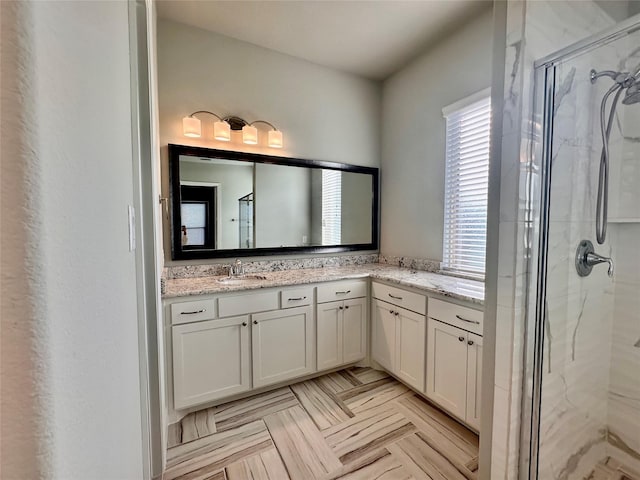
left=339, top=306, right=343, bottom=310
left=395, top=311, right=399, bottom=316
left=345, top=306, right=349, bottom=310
left=389, top=309, right=394, bottom=314
left=468, top=340, right=474, bottom=346
left=242, top=322, right=247, bottom=327
left=253, top=320, right=258, bottom=325
left=458, top=336, right=465, bottom=342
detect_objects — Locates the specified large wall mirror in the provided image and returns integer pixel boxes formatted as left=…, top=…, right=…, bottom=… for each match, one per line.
left=169, top=144, right=379, bottom=260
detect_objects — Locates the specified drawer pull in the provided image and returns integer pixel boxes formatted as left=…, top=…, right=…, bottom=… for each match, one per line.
left=335, top=290, right=351, bottom=295
left=288, top=296, right=306, bottom=301
left=242, top=322, right=247, bottom=327
left=388, top=293, right=403, bottom=300
left=468, top=340, right=474, bottom=346
left=458, top=336, right=465, bottom=342
left=253, top=320, right=258, bottom=325
left=180, top=309, right=206, bottom=315
left=456, top=314, right=480, bottom=325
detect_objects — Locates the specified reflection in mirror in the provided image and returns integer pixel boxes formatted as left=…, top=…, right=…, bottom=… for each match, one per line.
left=170, top=144, right=378, bottom=260
left=179, top=156, right=253, bottom=250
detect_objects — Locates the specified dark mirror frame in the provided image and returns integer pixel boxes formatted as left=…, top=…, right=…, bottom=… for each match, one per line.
left=169, top=143, right=379, bottom=260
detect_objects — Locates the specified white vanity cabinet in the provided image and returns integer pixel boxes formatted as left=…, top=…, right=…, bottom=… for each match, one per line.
left=371, top=282, right=427, bottom=392
left=371, top=299, right=396, bottom=371
left=426, top=298, right=483, bottom=430
left=466, top=332, right=483, bottom=431
left=169, top=288, right=315, bottom=409
left=316, top=281, right=367, bottom=371
left=167, top=273, right=484, bottom=429
left=252, top=305, right=315, bottom=388
left=172, top=314, right=251, bottom=409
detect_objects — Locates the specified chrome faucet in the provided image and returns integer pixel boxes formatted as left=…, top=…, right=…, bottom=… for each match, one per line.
left=575, top=240, right=614, bottom=278
left=229, top=259, right=244, bottom=277
left=585, top=251, right=614, bottom=277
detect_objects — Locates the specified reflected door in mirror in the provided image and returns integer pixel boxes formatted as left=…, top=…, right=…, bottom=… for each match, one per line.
left=180, top=185, right=216, bottom=249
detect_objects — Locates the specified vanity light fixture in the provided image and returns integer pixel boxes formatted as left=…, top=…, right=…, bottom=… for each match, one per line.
left=182, top=111, right=283, bottom=148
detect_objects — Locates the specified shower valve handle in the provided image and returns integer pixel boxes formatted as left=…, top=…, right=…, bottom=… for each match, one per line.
left=585, top=252, right=614, bottom=278
left=575, top=240, right=614, bottom=278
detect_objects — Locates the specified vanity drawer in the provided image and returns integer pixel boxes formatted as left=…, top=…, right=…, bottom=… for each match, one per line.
left=218, top=290, right=279, bottom=317
left=428, top=298, right=483, bottom=335
left=317, top=280, right=367, bottom=303
left=281, top=287, right=313, bottom=308
left=171, top=299, right=217, bottom=325
left=372, top=282, right=426, bottom=315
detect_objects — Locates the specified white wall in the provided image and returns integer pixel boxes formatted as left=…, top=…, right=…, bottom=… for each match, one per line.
left=342, top=172, right=374, bottom=244
left=157, top=18, right=381, bottom=263
left=255, top=163, right=311, bottom=247
left=0, top=1, right=144, bottom=478
left=380, top=10, right=494, bottom=260
left=1, top=2, right=46, bottom=477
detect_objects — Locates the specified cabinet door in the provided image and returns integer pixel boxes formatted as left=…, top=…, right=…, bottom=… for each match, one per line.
left=317, top=301, right=343, bottom=371
left=396, top=307, right=426, bottom=391
left=252, top=305, right=315, bottom=388
left=371, top=299, right=396, bottom=371
left=172, top=316, right=251, bottom=409
left=466, top=332, right=483, bottom=431
left=343, top=297, right=366, bottom=364
left=426, top=318, right=468, bottom=421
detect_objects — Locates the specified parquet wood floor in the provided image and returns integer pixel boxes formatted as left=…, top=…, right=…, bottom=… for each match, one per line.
left=586, top=457, right=640, bottom=480
left=165, top=368, right=479, bottom=480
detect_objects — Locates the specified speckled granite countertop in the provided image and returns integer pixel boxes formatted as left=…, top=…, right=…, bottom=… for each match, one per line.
left=163, top=264, right=484, bottom=306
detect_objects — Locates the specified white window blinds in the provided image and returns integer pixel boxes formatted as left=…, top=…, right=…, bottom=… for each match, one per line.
left=322, top=170, right=341, bottom=245
left=442, top=91, right=491, bottom=278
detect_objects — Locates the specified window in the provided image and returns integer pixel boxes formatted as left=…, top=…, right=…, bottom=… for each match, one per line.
left=442, top=90, right=491, bottom=278
left=322, top=169, right=341, bottom=245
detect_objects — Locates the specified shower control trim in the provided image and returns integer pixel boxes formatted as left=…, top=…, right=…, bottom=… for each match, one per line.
left=575, top=239, right=614, bottom=278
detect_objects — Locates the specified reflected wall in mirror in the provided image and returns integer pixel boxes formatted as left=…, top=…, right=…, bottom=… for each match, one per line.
left=169, top=144, right=379, bottom=260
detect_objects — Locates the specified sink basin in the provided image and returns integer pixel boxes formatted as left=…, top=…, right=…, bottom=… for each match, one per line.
left=217, top=274, right=268, bottom=284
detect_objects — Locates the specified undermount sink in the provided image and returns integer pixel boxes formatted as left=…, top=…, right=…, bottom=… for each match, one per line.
left=217, top=274, right=268, bottom=284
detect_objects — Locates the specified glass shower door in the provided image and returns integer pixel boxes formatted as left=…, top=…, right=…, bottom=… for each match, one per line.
left=238, top=193, right=254, bottom=249
left=526, top=20, right=640, bottom=480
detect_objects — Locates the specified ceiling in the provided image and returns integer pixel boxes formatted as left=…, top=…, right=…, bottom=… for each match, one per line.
left=155, top=0, right=493, bottom=80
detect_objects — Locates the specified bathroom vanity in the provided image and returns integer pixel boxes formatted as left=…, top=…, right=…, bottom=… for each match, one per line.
left=163, top=264, right=484, bottom=431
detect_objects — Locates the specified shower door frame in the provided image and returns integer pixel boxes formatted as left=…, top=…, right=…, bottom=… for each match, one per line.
left=519, top=15, right=640, bottom=480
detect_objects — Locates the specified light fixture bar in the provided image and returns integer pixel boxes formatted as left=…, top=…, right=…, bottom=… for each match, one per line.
left=182, top=111, right=283, bottom=148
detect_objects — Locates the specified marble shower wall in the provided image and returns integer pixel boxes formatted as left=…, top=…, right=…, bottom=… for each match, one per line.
left=492, top=1, right=619, bottom=479
left=607, top=33, right=640, bottom=471
left=608, top=224, right=640, bottom=471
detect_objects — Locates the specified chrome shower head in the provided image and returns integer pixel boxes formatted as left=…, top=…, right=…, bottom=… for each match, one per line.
left=622, top=81, right=640, bottom=105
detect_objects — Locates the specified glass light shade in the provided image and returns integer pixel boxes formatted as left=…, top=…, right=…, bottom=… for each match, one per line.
left=242, top=125, right=258, bottom=145
left=268, top=130, right=283, bottom=148
left=182, top=116, right=201, bottom=138
left=213, top=121, right=231, bottom=141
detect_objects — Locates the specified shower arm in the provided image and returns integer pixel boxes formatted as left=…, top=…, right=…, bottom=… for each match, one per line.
left=591, top=70, right=621, bottom=83
left=591, top=68, right=639, bottom=86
